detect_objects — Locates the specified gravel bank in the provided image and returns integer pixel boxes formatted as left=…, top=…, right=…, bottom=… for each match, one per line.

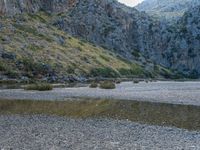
left=0, top=115, right=200, bottom=150
left=1, top=81, right=200, bottom=106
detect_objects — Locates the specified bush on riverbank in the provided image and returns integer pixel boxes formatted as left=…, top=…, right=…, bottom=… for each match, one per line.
left=0, top=80, right=18, bottom=84
left=90, top=67, right=120, bottom=78
left=89, top=82, right=98, bottom=88
left=25, top=83, right=53, bottom=91
left=133, top=80, right=139, bottom=84
left=99, top=81, right=116, bottom=89
left=115, top=79, right=121, bottom=84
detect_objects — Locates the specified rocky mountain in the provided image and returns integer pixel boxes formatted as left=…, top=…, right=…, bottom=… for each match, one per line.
left=53, top=0, right=163, bottom=60
left=162, top=6, right=200, bottom=78
left=50, top=0, right=200, bottom=77
left=136, top=0, right=200, bottom=22
left=0, top=0, right=199, bottom=81
left=0, top=11, right=152, bottom=82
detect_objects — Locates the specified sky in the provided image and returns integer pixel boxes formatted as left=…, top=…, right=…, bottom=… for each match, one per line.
left=118, top=0, right=144, bottom=7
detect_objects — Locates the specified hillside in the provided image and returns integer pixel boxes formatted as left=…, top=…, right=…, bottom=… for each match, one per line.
left=136, top=0, right=200, bottom=22
left=1, top=12, right=168, bottom=82
left=0, top=0, right=199, bottom=81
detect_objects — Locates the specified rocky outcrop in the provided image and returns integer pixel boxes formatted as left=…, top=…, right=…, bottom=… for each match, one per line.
left=0, top=0, right=77, bottom=15
left=163, top=6, right=200, bottom=77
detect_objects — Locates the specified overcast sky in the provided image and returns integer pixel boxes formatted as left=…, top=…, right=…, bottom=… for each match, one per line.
left=118, top=0, right=144, bottom=7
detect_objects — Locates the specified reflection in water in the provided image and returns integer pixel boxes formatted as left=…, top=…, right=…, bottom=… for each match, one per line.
left=0, top=99, right=199, bottom=130
left=112, top=100, right=200, bottom=131
left=0, top=82, right=88, bottom=89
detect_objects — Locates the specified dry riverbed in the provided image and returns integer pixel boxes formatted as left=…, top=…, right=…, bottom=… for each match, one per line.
left=1, top=81, right=200, bottom=149
left=1, top=81, right=200, bottom=106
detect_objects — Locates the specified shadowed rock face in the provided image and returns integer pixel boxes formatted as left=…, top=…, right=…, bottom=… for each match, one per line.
left=53, top=1, right=200, bottom=77
left=0, top=0, right=77, bottom=15
left=53, top=0, right=165, bottom=62
left=164, top=6, right=200, bottom=77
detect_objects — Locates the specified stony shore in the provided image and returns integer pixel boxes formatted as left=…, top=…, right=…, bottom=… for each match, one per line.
left=0, top=115, right=200, bottom=150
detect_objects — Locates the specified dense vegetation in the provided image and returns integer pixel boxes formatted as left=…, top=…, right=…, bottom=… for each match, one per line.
left=25, top=83, right=53, bottom=91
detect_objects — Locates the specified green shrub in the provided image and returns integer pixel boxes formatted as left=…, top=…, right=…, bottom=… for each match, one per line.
left=89, top=82, right=98, bottom=88
left=115, top=80, right=121, bottom=84
left=90, top=67, right=119, bottom=78
left=132, top=50, right=140, bottom=58
left=133, top=80, right=139, bottom=84
left=0, top=61, right=6, bottom=71
left=118, top=65, right=144, bottom=77
left=25, top=83, right=53, bottom=91
left=0, top=80, right=18, bottom=84
left=21, top=58, right=51, bottom=76
left=5, top=70, right=19, bottom=78
left=188, top=69, right=199, bottom=79
left=99, top=81, right=116, bottom=89
left=188, top=48, right=196, bottom=58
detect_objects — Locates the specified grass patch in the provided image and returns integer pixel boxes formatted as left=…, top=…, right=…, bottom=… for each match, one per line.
left=20, top=58, right=52, bottom=76
left=90, top=67, right=119, bottom=78
left=0, top=99, right=199, bottom=130
left=5, top=70, right=19, bottom=78
left=27, top=44, right=42, bottom=51
left=99, top=81, right=116, bottom=89
left=118, top=65, right=144, bottom=77
left=25, top=83, right=53, bottom=91
left=14, top=24, right=53, bottom=42
left=0, top=80, right=18, bottom=84
left=0, top=61, right=6, bottom=71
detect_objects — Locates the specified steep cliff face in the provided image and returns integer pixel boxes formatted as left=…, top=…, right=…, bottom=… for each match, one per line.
left=53, top=0, right=164, bottom=64
left=52, top=0, right=200, bottom=77
left=163, top=6, right=200, bottom=77
left=0, top=0, right=77, bottom=15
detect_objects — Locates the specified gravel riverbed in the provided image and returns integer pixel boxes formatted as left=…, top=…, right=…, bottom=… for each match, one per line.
left=1, top=81, right=200, bottom=106
left=0, top=115, right=200, bottom=150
